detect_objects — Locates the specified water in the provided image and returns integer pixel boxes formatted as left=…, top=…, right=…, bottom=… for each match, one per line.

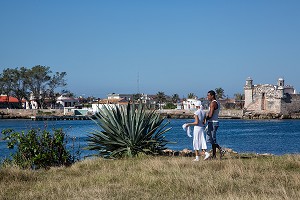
left=1, top=119, right=300, bottom=161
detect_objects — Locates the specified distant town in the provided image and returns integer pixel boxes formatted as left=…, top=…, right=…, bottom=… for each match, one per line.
left=0, top=65, right=243, bottom=112
left=1, top=66, right=300, bottom=119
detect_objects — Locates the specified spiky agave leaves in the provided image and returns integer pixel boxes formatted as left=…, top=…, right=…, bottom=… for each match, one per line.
left=86, top=103, right=172, bottom=158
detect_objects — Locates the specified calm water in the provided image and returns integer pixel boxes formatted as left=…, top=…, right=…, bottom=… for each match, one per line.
left=1, top=119, right=300, bottom=161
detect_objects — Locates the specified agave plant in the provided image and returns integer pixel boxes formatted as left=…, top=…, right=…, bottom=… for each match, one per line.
left=86, top=103, right=172, bottom=158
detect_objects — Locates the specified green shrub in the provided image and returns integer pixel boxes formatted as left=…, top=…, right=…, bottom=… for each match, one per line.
left=163, top=102, right=176, bottom=109
left=86, top=103, right=173, bottom=158
left=1, top=128, right=76, bottom=169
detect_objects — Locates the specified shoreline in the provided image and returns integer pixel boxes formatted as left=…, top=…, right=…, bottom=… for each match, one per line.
left=1, top=108, right=300, bottom=120
left=0, top=146, right=293, bottom=162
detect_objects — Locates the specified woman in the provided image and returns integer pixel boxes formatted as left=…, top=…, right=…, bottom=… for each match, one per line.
left=184, top=101, right=210, bottom=161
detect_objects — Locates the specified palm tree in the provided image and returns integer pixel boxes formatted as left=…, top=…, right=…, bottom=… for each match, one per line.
left=234, top=93, right=244, bottom=101
left=187, top=93, right=196, bottom=99
left=172, top=93, right=180, bottom=103
left=215, top=87, right=225, bottom=99
left=234, top=92, right=245, bottom=109
left=156, top=91, right=166, bottom=109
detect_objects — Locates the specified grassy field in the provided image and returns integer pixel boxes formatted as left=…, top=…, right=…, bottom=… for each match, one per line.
left=0, top=155, right=300, bottom=200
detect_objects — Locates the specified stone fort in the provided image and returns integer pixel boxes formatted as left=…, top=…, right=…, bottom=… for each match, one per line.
left=244, top=77, right=300, bottom=115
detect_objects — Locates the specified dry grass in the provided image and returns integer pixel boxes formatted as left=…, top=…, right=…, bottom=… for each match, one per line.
left=1, top=155, right=300, bottom=200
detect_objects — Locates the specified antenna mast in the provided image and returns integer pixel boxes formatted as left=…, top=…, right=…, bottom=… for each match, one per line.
left=137, top=72, right=140, bottom=94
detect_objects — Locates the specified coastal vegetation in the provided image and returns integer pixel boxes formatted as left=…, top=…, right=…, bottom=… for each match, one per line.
left=163, top=102, right=177, bottom=109
left=86, top=103, right=172, bottom=158
left=0, top=65, right=67, bottom=109
left=0, top=155, right=299, bottom=200
left=171, top=93, right=180, bottom=103
left=1, top=128, right=77, bottom=169
left=187, top=92, right=196, bottom=99
left=215, top=87, right=225, bottom=99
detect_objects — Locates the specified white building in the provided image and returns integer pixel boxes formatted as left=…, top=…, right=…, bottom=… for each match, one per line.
left=56, top=94, right=79, bottom=108
left=108, top=93, right=133, bottom=101
left=107, top=93, right=156, bottom=108
left=182, top=98, right=199, bottom=110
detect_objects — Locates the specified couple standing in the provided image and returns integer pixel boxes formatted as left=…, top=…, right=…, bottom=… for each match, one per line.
left=184, top=90, right=225, bottom=161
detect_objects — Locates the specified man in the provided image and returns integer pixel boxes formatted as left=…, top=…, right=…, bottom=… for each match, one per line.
left=206, top=90, right=225, bottom=159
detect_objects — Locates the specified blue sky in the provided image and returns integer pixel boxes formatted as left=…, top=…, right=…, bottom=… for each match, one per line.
left=1, top=1, right=300, bottom=98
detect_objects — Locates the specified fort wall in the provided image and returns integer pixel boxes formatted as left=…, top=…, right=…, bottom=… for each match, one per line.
left=281, top=94, right=300, bottom=115
left=244, top=78, right=300, bottom=116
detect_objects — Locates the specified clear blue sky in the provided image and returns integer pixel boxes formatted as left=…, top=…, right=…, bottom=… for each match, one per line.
left=1, top=0, right=300, bottom=99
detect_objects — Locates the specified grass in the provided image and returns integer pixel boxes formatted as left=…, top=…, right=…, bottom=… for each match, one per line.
left=0, top=155, right=300, bottom=200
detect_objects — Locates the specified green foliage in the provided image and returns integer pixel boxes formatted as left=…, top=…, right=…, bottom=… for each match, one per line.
left=171, top=93, right=180, bottom=103
left=83, top=104, right=92, bottom=108
left=1, top=128, right=76, bottom=169
left=215, top=87, right=225, bottom=99
left=133, top=93, right=141, bottom=101
left=86, top=103, right=173, bottom=158
left=187, top=93, right=196, bottom=99
left=0, top=66, right=67, bottom=109
left=156, top=91, right=166, bottom=103
left=234, top=93, right=245, bottom=100
left=233, top=93, right=245, bottom=109
left=163, top=102, right=177, bottom=109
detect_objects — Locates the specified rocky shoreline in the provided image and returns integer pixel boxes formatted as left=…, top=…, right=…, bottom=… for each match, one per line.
left=162, top=148, right=275, bottom=159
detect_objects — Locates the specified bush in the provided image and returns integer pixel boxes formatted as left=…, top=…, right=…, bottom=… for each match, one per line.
left=1, top=128, right=76, bottom=169
left=163, top=102, right=177, bottom=109
left=86, top=103, right=173, bottom=158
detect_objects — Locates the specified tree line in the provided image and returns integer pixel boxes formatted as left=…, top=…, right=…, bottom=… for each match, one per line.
left=152, top=88, right=244, bottom=109
left=0, top=65, right=67, bottom=109
left=153, top=88, right=244, bottom=103
left=0, top=65, right=244, bottom=110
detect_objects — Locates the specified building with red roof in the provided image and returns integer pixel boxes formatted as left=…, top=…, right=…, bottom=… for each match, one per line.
left=0, top=95, right=26, bottom=108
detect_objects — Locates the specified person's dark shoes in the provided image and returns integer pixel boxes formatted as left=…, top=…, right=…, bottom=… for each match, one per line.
left=219, top=148, right=226, bottom=159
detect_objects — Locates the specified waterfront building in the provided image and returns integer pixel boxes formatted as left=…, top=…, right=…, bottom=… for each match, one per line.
left=107, top=93, right=156, bottom=107
left=244, top=77, right=300, bottom=115
left=56, top=94, right=79, bottom=108
left=0, top=95, right=25, bottom=109
left=180, top=98, right=210, bottom=110
left=107, top=93, right=133, bottom=102
left=182, top=98, right=198, bottom=110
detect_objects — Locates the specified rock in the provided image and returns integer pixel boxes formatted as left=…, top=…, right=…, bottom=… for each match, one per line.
left=162, top=149, right=174, bottom=156
left=179, top=149, right=193, bottom=157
